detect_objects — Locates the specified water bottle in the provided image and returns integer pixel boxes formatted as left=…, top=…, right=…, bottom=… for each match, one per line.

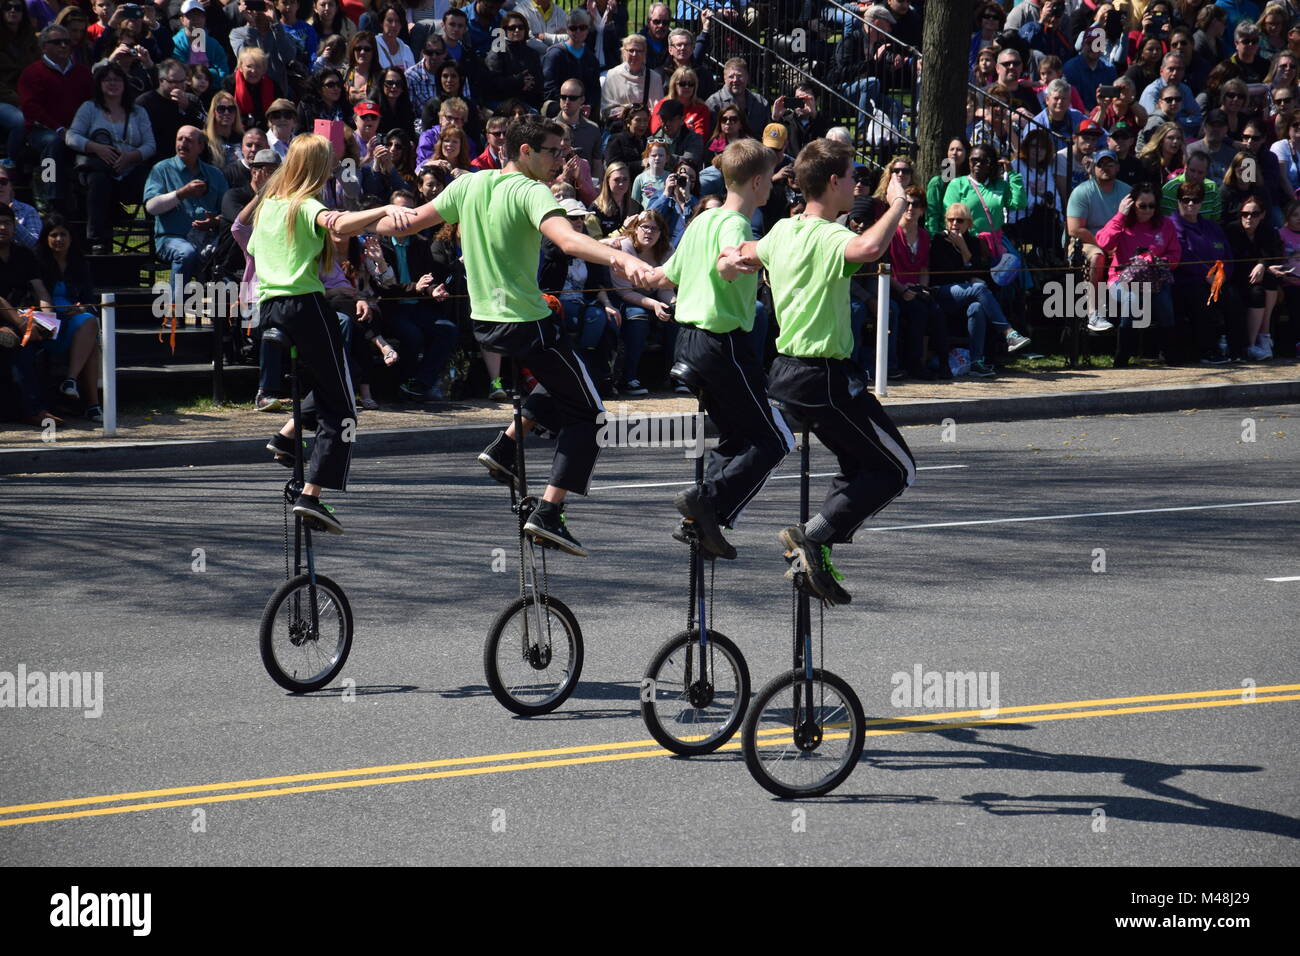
left=1217, top=334, right=1228, bottom=359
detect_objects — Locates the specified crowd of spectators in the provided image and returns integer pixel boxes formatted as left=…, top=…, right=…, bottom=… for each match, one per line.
left=1, top=0, right=1298, bottom=428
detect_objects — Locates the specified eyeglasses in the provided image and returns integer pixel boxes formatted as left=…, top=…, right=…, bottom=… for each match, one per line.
left=568, top=24, right=588, bottom=31
left=321, top=80, right=341, bottom=88
left=559, top=93, right=582, bottom=100
left=355, top=46, right=374, bottom=53
left=1239, top=37, right=1260, bottom=45
left=721, top=115, right=739, bottom=123
left=946, top=217, right=968, bottom=223
left=506, top=23, right=527, bottom=31
left=677, top=82, right=695, bottom=88
left=1241, top=133, right=1263, bottom=141
left=890, top=166, right=909, bottom=175
left=1276, top=96, right=1295, bottom=105
left=1178, top=196, right=1202, bottom=204
left=997, top=60, right=1020, bottom=68
left=1135, top=202, right=1156, bottom=210
left=1160, top=96, right=1182, bottom=104
left=982, top=13, right=1000, bottom=20
left=215, top=103, right=236, bottom=113
left=1223, top=91, right=1245, bottom=100
left=487, top=128, right=506, bottom=137
left=636, top=222, right=660, bottom=231
left=650, top=18, right=668, bottom=25
left=383, top=79, right=402, bottom=87
left=1241, top=209, right=1263, bottom=217
left=905, top=200, right=923, bottom=207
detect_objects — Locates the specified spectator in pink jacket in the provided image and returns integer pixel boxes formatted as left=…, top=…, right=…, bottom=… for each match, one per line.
left=1097, top=182, right=1181, bottom=365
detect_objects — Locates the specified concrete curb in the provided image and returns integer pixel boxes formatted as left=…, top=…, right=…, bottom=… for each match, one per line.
left=4, top=378, right=1298, bottom=476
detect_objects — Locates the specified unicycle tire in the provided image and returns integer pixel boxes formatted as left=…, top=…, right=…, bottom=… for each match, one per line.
left=742, top=668, right=864, bottom=799
left=641, top=629, right=750, bottom=755
left=484, top=593, right=584, bottom=716
left=259, top=573, right=354, bottom=693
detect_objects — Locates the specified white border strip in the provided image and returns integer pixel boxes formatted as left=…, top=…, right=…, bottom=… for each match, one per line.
left=868, top=499, right=1300, bottom=532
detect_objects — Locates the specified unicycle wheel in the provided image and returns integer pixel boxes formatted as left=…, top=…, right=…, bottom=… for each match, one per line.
left=259, top=573, right=353, bottom=692
left=741, top=668, right=864, bottom=798
left=484, top=593, right=583, bottom=716
left=641, top=629, right=750, bottom=755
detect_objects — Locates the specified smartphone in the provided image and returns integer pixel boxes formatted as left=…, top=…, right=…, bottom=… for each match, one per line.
left=1097, top=85, right=1121, bottom=100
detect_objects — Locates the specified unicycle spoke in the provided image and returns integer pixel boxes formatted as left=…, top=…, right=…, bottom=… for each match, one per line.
left=485, top=594, right=583, bottom=716
left=260, top=573, right=353, bottom=693
left=641, top=630, right=749, bottom=755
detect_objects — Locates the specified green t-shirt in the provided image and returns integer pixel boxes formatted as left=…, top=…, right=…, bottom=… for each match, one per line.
left=249, top=196, right=327, bottom=300
left=755, top=215, right=860, bottom=360
left=661, top=207, right=756, bottom=333
left=433, top=169, right=564, bottom=323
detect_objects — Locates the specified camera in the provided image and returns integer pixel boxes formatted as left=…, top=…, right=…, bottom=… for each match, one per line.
left=121, top=3, right=142, bottom=17
left=1097, top=85, right=1121, bottom=100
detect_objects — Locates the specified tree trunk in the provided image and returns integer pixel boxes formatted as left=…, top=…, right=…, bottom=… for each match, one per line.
left=916, top=0, right=972, bottom=184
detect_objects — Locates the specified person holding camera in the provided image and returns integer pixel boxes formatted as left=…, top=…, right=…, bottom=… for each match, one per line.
left=646, top=156, right=700, bottom=247
left=230, top=0, right=302, bottom=96
left=889, top=185, right=950, bottom=381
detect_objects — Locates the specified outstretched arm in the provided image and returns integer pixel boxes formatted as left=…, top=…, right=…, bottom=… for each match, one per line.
left=318, top=204, right=414, bottom=238
left=718, top=240, right=761, bottom=280
left=372, top=200, right=444, bottom=236
left=539, top=215, right=660, bottom=287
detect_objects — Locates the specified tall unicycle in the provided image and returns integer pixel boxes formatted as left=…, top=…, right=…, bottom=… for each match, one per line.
left=742, top=407, right=864, bottom=797
left=482, top=356, right=584, bottom=716
left=641, top=363, right=749, bottom=754
left=258, top=327, right=354, bottom=692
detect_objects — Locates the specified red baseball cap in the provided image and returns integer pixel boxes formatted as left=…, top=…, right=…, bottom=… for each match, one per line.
left=1076, top=118, right=1105, bottom=136
left=354, top=101, right=381, bottom=118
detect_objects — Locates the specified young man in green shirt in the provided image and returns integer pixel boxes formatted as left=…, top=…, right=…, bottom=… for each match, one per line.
left=640, top=138, right=794, bottom=560
left=720, top=139, right=916, bottom=604
left=375, top=116, right=653, bottom=556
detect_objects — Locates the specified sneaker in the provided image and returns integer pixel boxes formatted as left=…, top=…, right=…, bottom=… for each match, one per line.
left=1199, top=351, right=1230, bottom=365
left=969, top=359, right=996, bottom=377
left=421, top=385, right=445, bottom=403
left=673, top=382, right=692, bottom=394
left=1255, top=337, right=1274, bottom=359
left=488, top=378, right=509, bottom=401
left=673, top=485, right=736, bottom=560
left=597, top=379, right=618, bottom=400
left=887, top=367, right=906, bottom=381
left=524, top=506, right=587, bottom=557
left=778, top=525, right=851, bottom=606
left=293, top=495, right=344, bottom=534
left=254, top=391, right=284, bottom=413
left=399, top=379, right=425, bottom=400
left=1005, top=329, right=1032, bottom=352
left=1086, top=313, right=1114, bottom=333
left=624, top=379, right=649, bottom=396
left=85, top=404, right=103, bottom=424
left=60, top=378, right=80, bottom=400
left=1244, top=344, right=1268, bottom=361
left=477, top=431, right=519, bottom=489
left=266, top=432, right=304, bottom=469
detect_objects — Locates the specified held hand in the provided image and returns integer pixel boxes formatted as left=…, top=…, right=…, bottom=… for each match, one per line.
left=614, top=253, right=656, bottom=288
left=385, top=204, right=415, bottom=232
left=719, top=245, right=759, bottom=276
left=431, top=283, right=451, bottom=301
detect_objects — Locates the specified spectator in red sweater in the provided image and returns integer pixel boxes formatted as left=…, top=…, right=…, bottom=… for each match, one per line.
left=469, top=113, right=507, bottom=170
left=17, top=22, right=91, bottom=212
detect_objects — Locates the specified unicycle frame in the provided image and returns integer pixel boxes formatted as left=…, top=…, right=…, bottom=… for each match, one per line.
left=791, top=421, right=818, bottom=740
left=504, top=359, right=553, bottom=661
left=682, top=395, right=714, bottom=691
left=281, top=343, right=323, bottom=636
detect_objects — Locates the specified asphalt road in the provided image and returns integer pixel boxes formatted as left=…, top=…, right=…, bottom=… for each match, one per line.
left=1, top=404, right=1297, bottom=866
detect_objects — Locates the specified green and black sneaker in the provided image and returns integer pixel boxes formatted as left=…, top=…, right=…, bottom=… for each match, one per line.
left=267, top=432, right=307, bottom=469
left=779, top=525, right=851, bottom=605
left=524, top=506, right=587, bottom=557
left=293, top=495, right=344, bottom=535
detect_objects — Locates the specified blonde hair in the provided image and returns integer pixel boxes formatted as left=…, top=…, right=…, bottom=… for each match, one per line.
left=255, top=134, right=337, bottom=273
left=668, top=67, right=698, bottom=100
left=238, top=47, right=269, bottom=71
left=719, top=137, right=773, bottom=190
left=205, top=90, right=245, bottom=164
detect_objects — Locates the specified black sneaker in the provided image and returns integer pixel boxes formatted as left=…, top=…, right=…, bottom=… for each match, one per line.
left=399, top=379, right=425, bottom=401
left=293, top=495, right=344, bottom=534
left=779, top=525, right=851, bottom=605
left=477, top=431, right=519, bottom=489
left=266, top=433, right=306, bottom=469
left=524, top=507, right=587, bottom=557
left=674, top=485, right=736, bottom=560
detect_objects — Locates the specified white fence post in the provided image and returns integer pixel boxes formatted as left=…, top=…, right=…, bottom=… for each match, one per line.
left=101, top=292, right=116, bottom=437
left=874, top=263, right=891, bottom=398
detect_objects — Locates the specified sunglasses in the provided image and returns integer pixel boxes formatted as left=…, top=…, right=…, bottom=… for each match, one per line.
left=568, top=23, right=588, bottom=31
left=1135, top=202, right=1156, bottom=210
left=1239, top=37, right=1260, bottom=45
left=890, top=167, right=910, bottom=174
left=506, top=23, right=526, bottom=31
left=946, top=217, right=968, bottom=223
left=321, top=80, right=341, bottom=88
left=1276, top=97, right=1295, bottom=105
left=215, top=103, right=236, bottom=113
left=982, top=13, right=1000, bottom=21
left=905, top=200, right=924, bottom=207
left=559, top=93, right=582, bottom=100
left=1241, top=133, right=1263, bottom=141
left=677, top=82, right=695, bottom=88
left=998, top=60, right=1020, bottom=68
left=1242, top=209, right=1263, bottom=217
left=1178, top=196, right=1202, bottom=204
left=269, top=111, right=294, bottom=119
left=721, top=115, right=739, bottom=123
left=423, top=48, right=442, bottom=56
left=650, top=18, right=668, bottom=24
left=355, top=46, right=374, bottom=52
left=383, top=79, right=403, bottom=87
left=1160, top=96, right=1182, bottom=104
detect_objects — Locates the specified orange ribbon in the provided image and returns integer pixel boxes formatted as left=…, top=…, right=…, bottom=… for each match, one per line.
left=158, top=306, right=177, bottom=353
left=1206, top=260, right=1226, bottom=304
left=19, top=308, right=35, bottom=346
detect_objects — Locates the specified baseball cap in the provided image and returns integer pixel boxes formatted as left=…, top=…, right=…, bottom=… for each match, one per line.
left=1093, top=149, right=1119, bottom=162
left=1076, top=118, right=1105, bottom=136
left=1109, top=120, right=1136, bottom=138
left=762, top=122, right=788, bottom=149
left=354, top=100, right=381, bottom=117
left=559, top=198, right=590, bottom=217
left=180, top=0, right=204, bottom=14
left=251, top=148, right=281, bottom=167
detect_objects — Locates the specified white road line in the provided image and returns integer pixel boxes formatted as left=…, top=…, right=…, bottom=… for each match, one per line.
left=868, top=498, right=1300, bottom=532
left=592, top=464, right=968, bottom=492
left=1267, top=576, right=1300, bottom=582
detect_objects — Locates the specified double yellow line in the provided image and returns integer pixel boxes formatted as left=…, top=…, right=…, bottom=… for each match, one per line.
left=2, top=683, right=1296, bottom=828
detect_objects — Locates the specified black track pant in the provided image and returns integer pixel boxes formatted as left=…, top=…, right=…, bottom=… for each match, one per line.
left=675, top=324, right=794, bottom=527
left=768, top=355, right=916, bottom=543
left=475, top=317, right=603, bottom=495
left=261, top=292, right=356, bottom=491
